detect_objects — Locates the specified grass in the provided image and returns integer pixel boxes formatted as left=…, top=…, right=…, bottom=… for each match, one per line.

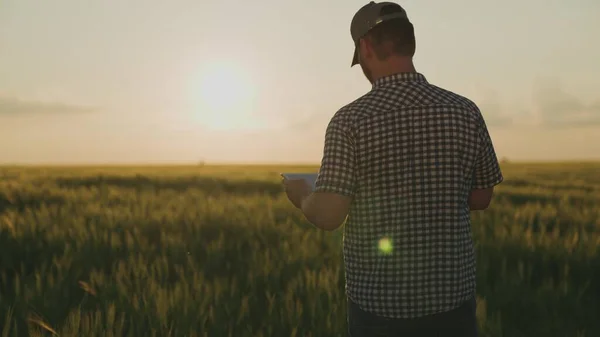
left=0, top=162, right=598, bottom=336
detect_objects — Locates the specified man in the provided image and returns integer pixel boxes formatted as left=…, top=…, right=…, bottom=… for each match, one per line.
left=283, top=2, right=503, bottom=336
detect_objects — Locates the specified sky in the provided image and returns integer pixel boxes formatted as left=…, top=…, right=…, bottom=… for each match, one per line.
left=1, top=0, right=599, bottom=164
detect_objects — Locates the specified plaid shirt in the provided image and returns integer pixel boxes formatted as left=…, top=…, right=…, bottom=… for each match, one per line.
left=314, top=72, right=503, bottom=319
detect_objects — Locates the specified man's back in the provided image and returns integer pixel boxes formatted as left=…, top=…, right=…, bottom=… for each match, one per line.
left=314, top=72, right=503, bottom=319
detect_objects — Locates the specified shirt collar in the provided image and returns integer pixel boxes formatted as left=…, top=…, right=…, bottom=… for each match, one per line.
left=372, top=72, right=428, bottom=89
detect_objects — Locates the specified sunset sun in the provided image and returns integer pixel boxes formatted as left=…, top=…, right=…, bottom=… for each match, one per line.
left=194, top=61, right=259, bottom=130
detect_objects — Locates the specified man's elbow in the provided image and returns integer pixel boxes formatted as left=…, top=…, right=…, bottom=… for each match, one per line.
left=321, top=220, right=344, bottom=231
left=468, top=187, right=494, bottom=211
left=305, top=212, right=345, bottom=231
left=469, top=199, right=491, bottom=210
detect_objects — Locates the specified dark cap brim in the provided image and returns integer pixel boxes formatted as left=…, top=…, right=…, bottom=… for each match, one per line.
left=351, top=46, right=359, bottom=67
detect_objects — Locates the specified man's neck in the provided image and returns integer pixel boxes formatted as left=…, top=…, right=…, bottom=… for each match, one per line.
left=371, top=59, right=417, bottom=82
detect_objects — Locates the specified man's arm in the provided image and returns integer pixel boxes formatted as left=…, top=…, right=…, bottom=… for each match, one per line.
left=301, top=115, right=356, bottom=231
left=301, top=191, right=352, bottom=231
left=470, top=114, right=503, bottom=211
left=469, top=186, right=494, bottom=210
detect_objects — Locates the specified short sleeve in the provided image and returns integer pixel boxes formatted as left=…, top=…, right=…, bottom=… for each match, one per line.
left=314, top=116, right=356, bottom=196
left=472, top=117, right=504, bottom=189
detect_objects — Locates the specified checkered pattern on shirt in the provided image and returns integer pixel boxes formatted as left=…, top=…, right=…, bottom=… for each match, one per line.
left=314, top=72, right=503, bottom=319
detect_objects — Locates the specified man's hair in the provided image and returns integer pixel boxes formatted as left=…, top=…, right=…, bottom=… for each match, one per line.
left=364, top=5, right=416, bottom=59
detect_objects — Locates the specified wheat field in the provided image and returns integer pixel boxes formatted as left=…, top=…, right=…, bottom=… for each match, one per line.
left=0, top=163, right=598, bottom=336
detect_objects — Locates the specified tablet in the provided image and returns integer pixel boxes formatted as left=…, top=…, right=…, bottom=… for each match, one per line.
left=281, top=173, right=318, bottom=191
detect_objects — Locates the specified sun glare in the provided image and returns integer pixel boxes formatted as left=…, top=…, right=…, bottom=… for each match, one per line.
left=194, top=61, right=259, bottom=131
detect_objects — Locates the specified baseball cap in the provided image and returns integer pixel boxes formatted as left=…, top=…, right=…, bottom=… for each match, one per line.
left=350, top=1, right=409, bottom=67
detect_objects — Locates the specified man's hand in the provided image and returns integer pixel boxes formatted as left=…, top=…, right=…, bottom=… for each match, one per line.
left=282, top=178, right=313, bottom=209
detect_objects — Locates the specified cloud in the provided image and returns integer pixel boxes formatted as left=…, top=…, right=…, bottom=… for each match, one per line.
left=532, top=80, right=600, bottom=128
left=467, top=80, right=600, bottom=130
left=467, top=86, right=515, bottom=128
left=478, top=101, right=514, bottom=128
left=0, top=96, right=94, bottom=115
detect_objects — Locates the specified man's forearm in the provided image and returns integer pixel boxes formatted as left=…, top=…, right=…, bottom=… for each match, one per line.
left=301, top=193, right=330, bottom=230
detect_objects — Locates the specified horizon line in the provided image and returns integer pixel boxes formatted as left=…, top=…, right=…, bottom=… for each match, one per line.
left=1, top=159, right=600, bottom=167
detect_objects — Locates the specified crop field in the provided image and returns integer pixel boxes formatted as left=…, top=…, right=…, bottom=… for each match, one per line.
left=0, top=163, right=599, bottom=337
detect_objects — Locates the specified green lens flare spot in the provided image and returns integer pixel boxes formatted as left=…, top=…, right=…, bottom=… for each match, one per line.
left=378, top=237, right=393, bottom=255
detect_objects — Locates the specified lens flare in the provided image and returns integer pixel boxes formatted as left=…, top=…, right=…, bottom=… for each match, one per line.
left=378, top=237, right=393, bottom=255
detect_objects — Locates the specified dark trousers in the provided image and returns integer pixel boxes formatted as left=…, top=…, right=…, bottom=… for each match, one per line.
left=347, top=297, right=478, bottom=337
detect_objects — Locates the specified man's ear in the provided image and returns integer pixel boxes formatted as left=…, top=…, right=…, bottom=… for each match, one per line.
left=358, top=38, right=372, bottom=62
